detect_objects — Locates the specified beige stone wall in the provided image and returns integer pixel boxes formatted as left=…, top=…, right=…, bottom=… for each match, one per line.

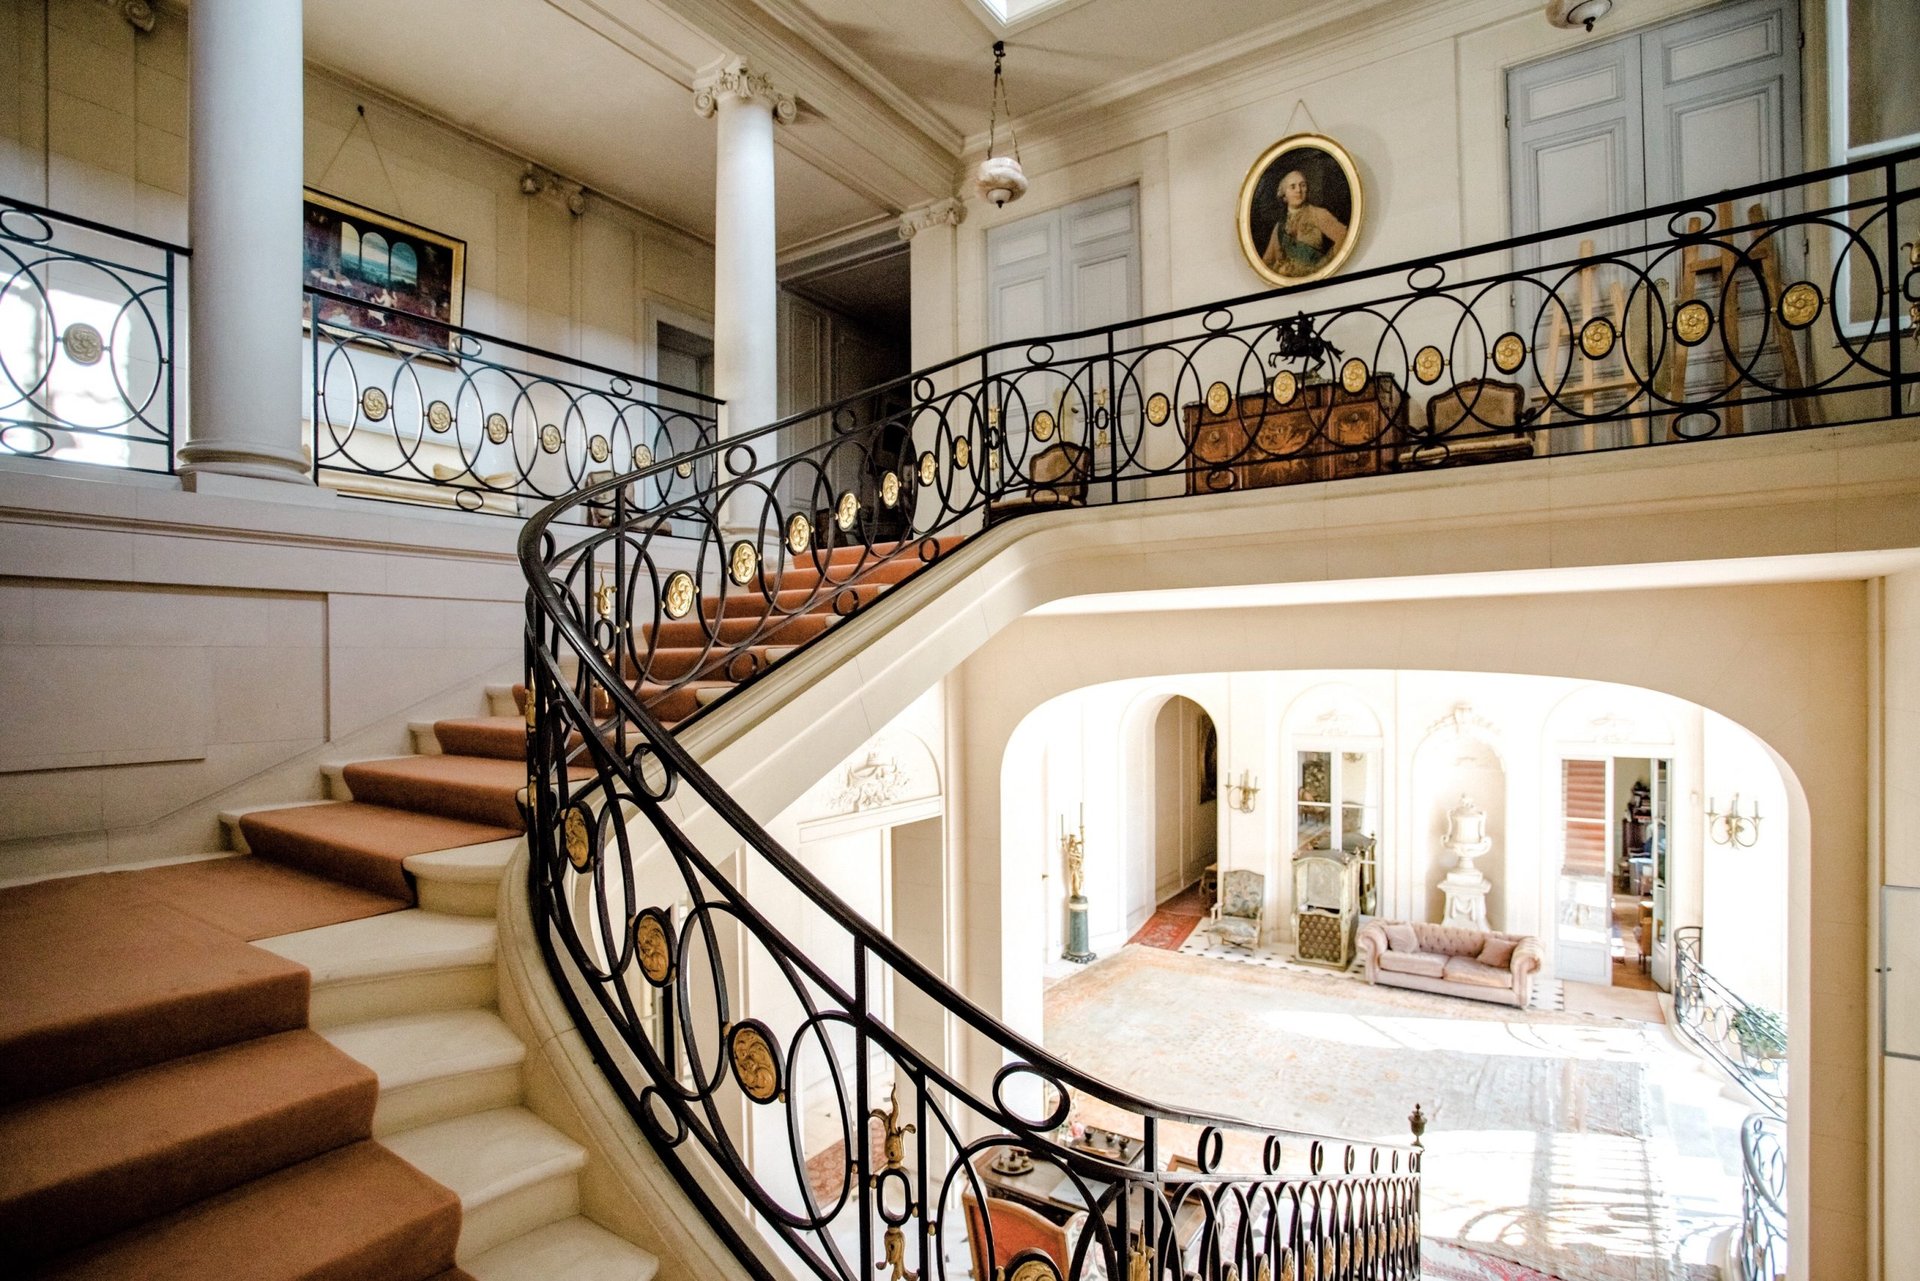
left=0, top=0, right=713, bottom=369
left=1878, top=568, right=1920, bottom=1281
left=0, top=463, right=534, bottom=880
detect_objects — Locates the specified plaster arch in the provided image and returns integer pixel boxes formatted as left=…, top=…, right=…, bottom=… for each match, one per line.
left=953, top=588, right=1851, bottom=1275
left=1407, top=704, right=1510, bottom=928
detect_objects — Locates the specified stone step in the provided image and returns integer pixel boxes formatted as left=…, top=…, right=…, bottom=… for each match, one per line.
left=405, top=837, right=520, bottom=917
left=257, top=910, right=497, bottom=1028
left=323, top=1008, right=525, bottom=1137
left=465, top=1215, right=660, bottom=1281
left=382, top=1107, right=586, bottom=1263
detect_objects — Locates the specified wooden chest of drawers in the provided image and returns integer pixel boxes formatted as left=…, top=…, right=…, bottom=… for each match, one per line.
left=1182, top=377, right=1407, bottom=494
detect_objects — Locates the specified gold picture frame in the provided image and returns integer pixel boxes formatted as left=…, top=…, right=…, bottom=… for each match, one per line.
left=302, top=188, right=467, bottom=351
left=1236, top=133, right=1363, bottom=289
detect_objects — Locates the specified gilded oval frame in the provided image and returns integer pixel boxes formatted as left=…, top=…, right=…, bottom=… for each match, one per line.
left=1236, top=133, right=1364, bottom=289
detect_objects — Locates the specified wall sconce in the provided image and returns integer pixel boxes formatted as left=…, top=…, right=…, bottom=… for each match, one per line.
left=1706, top=793, right=1762, bottom=848
left=1224, top=769, right=1260, bottom=813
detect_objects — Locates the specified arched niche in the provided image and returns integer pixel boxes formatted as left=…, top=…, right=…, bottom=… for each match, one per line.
left=1277, top=680, right=1388, bottom=933
left=1409, top=704, right=1508, bottom=928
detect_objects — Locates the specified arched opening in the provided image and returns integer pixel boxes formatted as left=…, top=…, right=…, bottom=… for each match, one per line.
left=1139, top=694, right=1216, bottom=937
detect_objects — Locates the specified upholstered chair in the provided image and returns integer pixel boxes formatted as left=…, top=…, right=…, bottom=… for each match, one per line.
left=1209, top=869, right=1265, bottom=948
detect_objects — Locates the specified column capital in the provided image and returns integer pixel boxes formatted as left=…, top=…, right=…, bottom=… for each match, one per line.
left=693, top=57, right=797, bottom=123
left=897, top=198, right=967, bottom=241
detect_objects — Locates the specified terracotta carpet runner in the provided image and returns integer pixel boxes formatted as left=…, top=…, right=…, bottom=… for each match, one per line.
left=0, top=536, right=954, bottom=1277
left=1127, top=880, right=1211, bottom=951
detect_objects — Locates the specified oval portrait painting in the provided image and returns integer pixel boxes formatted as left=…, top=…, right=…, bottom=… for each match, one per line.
left=1236, top=133, right=1363, bottom=288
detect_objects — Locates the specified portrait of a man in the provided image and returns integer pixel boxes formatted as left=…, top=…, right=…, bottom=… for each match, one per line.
left=1237, top=134, right=1362, bottom=288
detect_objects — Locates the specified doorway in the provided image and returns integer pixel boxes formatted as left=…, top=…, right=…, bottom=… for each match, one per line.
left=1127, top=697, right=1217, bottom=950
left=1555, top=754, right=1670, bottom=989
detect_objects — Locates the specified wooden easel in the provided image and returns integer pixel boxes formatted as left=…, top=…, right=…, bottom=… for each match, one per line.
left=1665, top=200, right=1813, bottom=434
left=1537, top=237, right=1642, bottom=451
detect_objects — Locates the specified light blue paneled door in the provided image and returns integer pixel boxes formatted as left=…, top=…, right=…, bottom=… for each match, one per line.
left=1508, top=0, right=1802, bottom=442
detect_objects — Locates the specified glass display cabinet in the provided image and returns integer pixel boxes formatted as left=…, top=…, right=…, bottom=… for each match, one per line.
left=1295, top=749, right=1380, bottom=915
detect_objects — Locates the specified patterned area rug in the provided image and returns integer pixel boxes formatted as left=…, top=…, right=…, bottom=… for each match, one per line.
left=1424, top=1239, right=1565, bottom=1279
left=1043, top=946, right=1740, bottom=1281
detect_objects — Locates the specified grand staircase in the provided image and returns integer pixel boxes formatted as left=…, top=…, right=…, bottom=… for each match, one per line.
left=0, top=541, right=943, bottom=1278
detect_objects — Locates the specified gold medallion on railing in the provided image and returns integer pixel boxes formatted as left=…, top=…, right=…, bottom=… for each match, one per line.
left=662, top=571, right=695, bottom=619
left=62, top=322, right=104, bottom=366
left=588, top=434, right=610, bottom=463
left=1033, top=409, right=1056, bottom=441
left=632, top=908, right=673, bottom=985
left=1146, top=392, right=1171, bottom=426
left=632, top=443, right=654, bottom=469
left=486, top=412, right=511, bottom=444
left=1270, top=369, right=1298, bottom=405
left=836, top=491, right=859, bottom=531
left=1778, top=281, right=1823, bottom=330
left=728, top=1020, right=782, bottom=1104
left=1010, top=1261, right=1054, bottom=1281
left=564, top=808, right=592, bottom=871
left=954, top=437, right=971, bottom=469
left=426, top=400, right=453, bottom=432
left=987, top=404, right=1001, bottom=428
left=361, top=387, right=390, bottom=421
left=786, top=513, right=812, bottom=555
left=728, top=540, right=758, bottom=586
left=540, top=423, right=563, bottom=453
left=1580, top=317, right=1616, bottom=360
left=918, top=450, right=937, bottom=485
left=675, top=459, right=694, bottom=478
left=1492, top=332, right=1527, bottom=374
left=881, top=471, right=901, bottom=508
left=1413, top=346, right=1445, bottom=385
left=1341, top=358, right=1370, bottom=394
left=1206, top=381, right=1232, bottom=415
left=1674, top=300, right=1713, bottom=347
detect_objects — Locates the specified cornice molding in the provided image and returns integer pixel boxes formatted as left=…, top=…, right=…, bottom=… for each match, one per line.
left=960, top=0, right=1533, bottom=174
left=693, top=55, right=798, bottom=121
left=897, top=198, right=967, bottom=240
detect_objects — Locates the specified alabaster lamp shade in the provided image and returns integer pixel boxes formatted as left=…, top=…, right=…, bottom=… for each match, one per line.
left=976, top=155, right=1029, bottom=208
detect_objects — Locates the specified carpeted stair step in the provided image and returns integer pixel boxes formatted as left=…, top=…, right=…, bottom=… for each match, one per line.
left=645, top=610, right=835, bottom=650
left=0, top=876, right=310, bottom=1105
left=0, top=1030, right=378, bottom=1266
left=633, top=680, right=735, bottom=725
left=431, top=717, right=532, bottom=761
left=258, top=909, right=498, bottom=1029
left=754, top=548, right=930, bottom=594
left=240, top=801, right=522, bottom=900
left=103, top=855, right=406, bottom=942
left=338, top=756, right=535, bottom=830
left=702, top=581, right=885, bottom=618
left=322, top=1009, right=525, bottom=1137
left=30, top=1139, right=464, bottom=1281
left=464, top=1215, right=660, bottom=1280
left=382, top=1107, right=586, bottom=1262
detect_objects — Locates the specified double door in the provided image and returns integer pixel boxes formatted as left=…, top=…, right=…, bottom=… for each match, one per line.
left=1507, top=0, right=1802, bottom=444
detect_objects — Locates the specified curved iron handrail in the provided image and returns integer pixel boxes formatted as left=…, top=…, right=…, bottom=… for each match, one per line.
left=1737, top=1113, right=1787, bottom=1281
left=1672, top=927, right=1787, bottom=1117
left=518, top=147, right=1914, bottom=1281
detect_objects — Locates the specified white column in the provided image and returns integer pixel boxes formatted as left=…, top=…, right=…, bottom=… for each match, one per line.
left=695, top=58, right=794, bottom=458
left=179, top=0, right=310, bottom=484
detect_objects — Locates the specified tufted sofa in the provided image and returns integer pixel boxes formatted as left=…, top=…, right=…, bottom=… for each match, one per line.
left=1356, top=920, right=1544, bottom=1008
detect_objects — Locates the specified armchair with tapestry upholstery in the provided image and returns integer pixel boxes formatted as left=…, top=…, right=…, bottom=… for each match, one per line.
left=1209, top=869, right=1265, bottom=949
left=986, top=442, right=1092, bottom=523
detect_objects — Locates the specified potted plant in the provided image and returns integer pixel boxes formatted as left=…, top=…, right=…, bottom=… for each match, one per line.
left=1732, top=1006, right=1787, bottom=1076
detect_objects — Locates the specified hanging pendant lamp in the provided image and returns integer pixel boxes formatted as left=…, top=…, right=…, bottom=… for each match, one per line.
left=975, top=41, right=1029, bottom=208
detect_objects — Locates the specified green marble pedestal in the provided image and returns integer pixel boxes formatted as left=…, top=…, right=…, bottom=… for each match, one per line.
left=1063, top=895, right=1095, bottom=964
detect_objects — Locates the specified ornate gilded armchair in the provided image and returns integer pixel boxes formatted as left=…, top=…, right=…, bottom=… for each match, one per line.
left=1209, top=869, right=1265, bottom=948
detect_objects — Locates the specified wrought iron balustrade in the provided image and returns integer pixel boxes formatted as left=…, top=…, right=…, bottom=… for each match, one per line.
left=517, top=148, right=1917, bottom=1281
left=1737, top=1113, right=1787, bottom=1281
left=0, top=196, right=185, bottom=475
left=307, top=287, right=722, bottom=516
left=1672, top=927, right=1787, bottom=1116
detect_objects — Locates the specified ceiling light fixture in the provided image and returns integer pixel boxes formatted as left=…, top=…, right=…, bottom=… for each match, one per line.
left=975, top=41, right=1029, bottom=209
left=1546, top=0, right=1613, bottom=31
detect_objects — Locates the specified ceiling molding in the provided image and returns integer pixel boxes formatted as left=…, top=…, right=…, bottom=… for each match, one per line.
left=738, top=0, right=966, bottom=152
left=961, top=0, right=1532, bottom=170
left=636, top=0, right=961, bottom=200
left=777, top=212, right=905, bottom=267
left=303, top=62, right=716, bottom=251
left=540, top=0, right=710, bottom=86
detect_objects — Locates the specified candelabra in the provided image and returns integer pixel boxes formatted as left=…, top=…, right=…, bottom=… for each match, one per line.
left=1706, top=793, right=1762, bottom=847
left=1223, top=769, right=1260, bottom=813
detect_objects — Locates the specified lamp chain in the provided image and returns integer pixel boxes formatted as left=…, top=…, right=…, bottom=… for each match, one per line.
left=987, top=41, right=1021, bottom=164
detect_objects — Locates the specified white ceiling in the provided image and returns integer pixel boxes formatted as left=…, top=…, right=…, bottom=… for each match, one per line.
left=304, top=0, right=1340, bottom=249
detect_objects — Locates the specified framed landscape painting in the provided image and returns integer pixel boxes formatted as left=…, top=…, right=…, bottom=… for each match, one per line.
left=1236, top=134, right=1363, bottom=288
left=302, top=189, right=466, bottom=350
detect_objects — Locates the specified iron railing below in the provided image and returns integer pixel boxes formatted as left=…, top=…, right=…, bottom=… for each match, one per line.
left=0, top=195, right=185, bottom=475
left=306, top=287, right=722, bottom=517
left=1738, top=1113, right=1787, bottom=1281
left=1672, top=927, right=1787, bottom=1116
